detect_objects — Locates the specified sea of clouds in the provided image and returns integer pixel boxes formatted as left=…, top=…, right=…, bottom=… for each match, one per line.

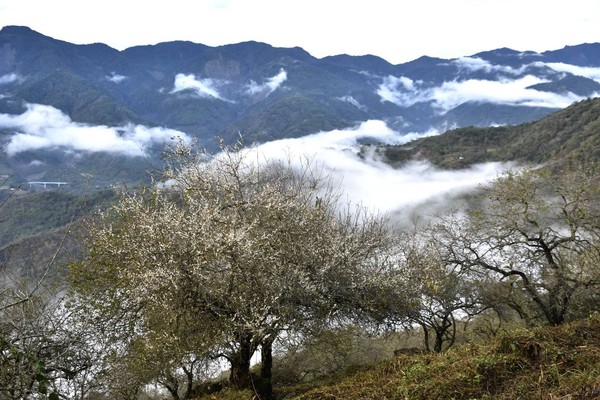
left=0, top=102, right=505, bottom=217
left=0, top=103, right=190, bottom=157
left=248, top=120, right=511, bottom=219
left=376, top=58, right=600, bottom=112
left=4, top=58, right=598, bottom=217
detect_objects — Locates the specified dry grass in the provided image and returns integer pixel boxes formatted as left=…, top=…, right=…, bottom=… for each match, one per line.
left=196, top=315, right=600, bottom=399
left=291, top=315, right=600, bottom=400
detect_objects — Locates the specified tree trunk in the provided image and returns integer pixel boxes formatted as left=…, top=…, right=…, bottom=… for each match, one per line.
left=229, top=332, right=254, bottom=390
left=164, top=381, right=180, bottom=400
left=421, top=324, right=431, bottom=352
left=260, top=338, right=274, bottom=400
left=433, top=330, right=444, bottom=353
left=161, top=372, right=181, bottom=400
left=182, top=364, right=194, bottom=399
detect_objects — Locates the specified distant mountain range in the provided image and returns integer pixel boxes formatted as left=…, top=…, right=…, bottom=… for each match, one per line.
left=1, top=25, right=600, bottom=186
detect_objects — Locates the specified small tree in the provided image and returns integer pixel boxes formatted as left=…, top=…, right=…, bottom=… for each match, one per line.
left=71, top=142, right=398, bottom=397
left=398, top=233, right=485, bottom=352
left=430, top=167, right=600, bottom=326
left=0, top=282, right=103, bottom=400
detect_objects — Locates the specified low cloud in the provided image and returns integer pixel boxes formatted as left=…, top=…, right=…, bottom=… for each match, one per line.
left=544, top=62, right=600, bottom=83
left=246, top=120, right=508, bottom=217
left=377, top=76, right=427, bottom=107
left=106, top=72, right=128, bottom=83
left=0, top=103, right=190, bottom=157
left=432, top=76, right=585, bottom=110
left=452, top=57, right=529, bottom=76
left=337, top=95, right=367, bottom=110
left=171, top=73, right=232, bottom=102
left=0, top=73, right=21, bottom=85
left=378, top=74, right=589, bottom=112
left=245, top=69, right=287, bottom=96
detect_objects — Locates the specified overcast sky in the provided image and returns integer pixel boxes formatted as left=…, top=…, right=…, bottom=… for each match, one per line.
left=1, top=0, right=599, bottom=64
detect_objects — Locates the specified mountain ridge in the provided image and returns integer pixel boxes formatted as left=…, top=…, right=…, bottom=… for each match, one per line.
left=0, top=25, right=600, bottom=187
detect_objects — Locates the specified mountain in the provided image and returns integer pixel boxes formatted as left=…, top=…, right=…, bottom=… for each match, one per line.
left=1, top=26, right=600, bottom=280
left=1, top=26, right=600, bottom=187
left=381, top=97, right=600, bottom=170
left=0, top=26, right=599, bottom=224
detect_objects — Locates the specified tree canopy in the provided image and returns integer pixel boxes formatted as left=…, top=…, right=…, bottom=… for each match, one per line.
left=70, top=142, right=399, bottom=398
left=427, top=167, right=600, bottom=326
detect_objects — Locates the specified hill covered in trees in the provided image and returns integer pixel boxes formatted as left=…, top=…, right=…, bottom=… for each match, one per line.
left=382, top=97, right=600, bottom=170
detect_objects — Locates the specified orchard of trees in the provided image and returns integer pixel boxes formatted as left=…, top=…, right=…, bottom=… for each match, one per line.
left=1, top=142, right=600, bottom=399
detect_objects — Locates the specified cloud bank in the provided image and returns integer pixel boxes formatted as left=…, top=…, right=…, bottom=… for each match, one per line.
left=0, top=73, right=21, bottom=85
left=171, top=73, right=232, bottom=101
left=544, top=62, right=600, bottom=83
left=378, top=74, right=588, bottom=112
left=377, top=59, right=600, bottom=113
left=452, top=57, right=530, bottom=76
left=245, top=68, right=287, bottom=96
left=247, top=120, right=509, bottom=216
left=0, top=103, right=190, bottom=157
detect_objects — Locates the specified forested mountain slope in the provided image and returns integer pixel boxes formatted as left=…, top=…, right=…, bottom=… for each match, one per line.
left=382, top=97, right=600, bottom=169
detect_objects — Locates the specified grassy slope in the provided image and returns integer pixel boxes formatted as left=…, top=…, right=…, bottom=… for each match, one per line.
left=282, top=318, right=600, bottom=399
left=195, top=317, right=600, bottom=399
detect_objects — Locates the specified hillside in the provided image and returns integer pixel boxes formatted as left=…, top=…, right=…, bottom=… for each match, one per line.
left=382, top=97, right=600, bottom=169
left=275, top=316, right=600, bottom=400
left=2, top=22, right=600, bottom=400
left=2, top=95, right=600, bottom=279
left=0, top=188, right=116, bottom=277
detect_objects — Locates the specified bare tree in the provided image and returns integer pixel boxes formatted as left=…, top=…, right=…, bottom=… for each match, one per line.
left=397, top=233, right=485, bottom=352
left=71, top=142, right=398, bottom=397
left=429, top=167, right=600, bottom=326
left=0, top=283, right=105, bottom=400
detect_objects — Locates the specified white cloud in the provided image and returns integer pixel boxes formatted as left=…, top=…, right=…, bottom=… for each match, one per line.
left=106, top=72, right=127, bottom=83
left=245, top=68, right=287, bottom=96
left=377, top=74, right=592, bottom=112
left=0, top=103, right=190, bottom=157
left=171, top=73, right=232, bottom=102
left=452, top=57, right=529, bottom=76
left=544, top=62, right=600, bottom=83
left=431, top=76, right=586, bottom=110
left=246, top=120, right=508, bottom=215
left=377, top=76, right=428, bottom=107
left=0, top=73, right=20, bottom=85
left=337, top=95, right=367, bottom=110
